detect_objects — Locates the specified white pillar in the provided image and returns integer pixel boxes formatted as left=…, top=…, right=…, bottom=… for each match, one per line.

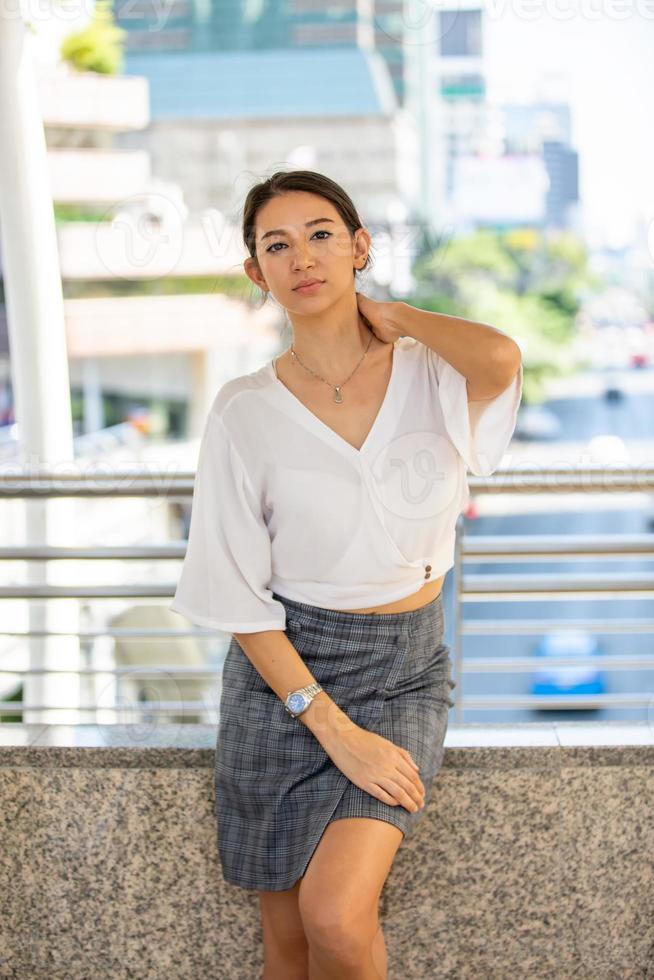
left=0, top=0, right=80, bottom=724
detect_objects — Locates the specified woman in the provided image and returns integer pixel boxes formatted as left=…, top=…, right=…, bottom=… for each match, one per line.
left=170, top=170, right=523, bottom=979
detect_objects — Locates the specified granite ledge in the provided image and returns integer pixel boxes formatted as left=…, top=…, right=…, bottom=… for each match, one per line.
left=0, top=721, right=652, bottom=769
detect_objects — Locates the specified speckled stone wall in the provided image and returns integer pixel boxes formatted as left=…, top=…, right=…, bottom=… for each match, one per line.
left=1, top=723, right=653, bottom=979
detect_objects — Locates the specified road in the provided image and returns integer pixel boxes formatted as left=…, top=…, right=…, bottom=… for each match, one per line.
left=443, top=364, right=654, bottom=725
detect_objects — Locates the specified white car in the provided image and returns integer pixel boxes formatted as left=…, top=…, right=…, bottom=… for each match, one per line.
left=513, top=406, right=562, bottom=441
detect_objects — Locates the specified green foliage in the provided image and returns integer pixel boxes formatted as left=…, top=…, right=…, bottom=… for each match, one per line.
left=61, top=274, right=252, bottom=300
left=0, top=684, right=22, bottom=724
left=416, top=228, right=519, bottom=293
left=59, top=0, right=127, bottom=75
left=407, top=226, right=599, bottom=404
left=54, top=203, right=112, bottom=223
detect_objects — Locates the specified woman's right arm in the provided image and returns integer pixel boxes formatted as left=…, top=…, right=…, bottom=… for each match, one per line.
left=233, top=629, right=426, bottom=814
left=170, top=405, right=424, bottom=814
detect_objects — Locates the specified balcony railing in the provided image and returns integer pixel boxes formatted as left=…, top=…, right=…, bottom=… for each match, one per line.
left=1, top=466, right=653, bottom=725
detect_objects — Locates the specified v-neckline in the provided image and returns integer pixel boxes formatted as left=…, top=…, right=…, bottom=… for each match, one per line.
left=267, top=341, right=400, bottom=459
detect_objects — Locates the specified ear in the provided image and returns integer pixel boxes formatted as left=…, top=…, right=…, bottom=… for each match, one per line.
left=353, top=227, right=371, bottom=267
left=244, top=256, right=267, bottom=291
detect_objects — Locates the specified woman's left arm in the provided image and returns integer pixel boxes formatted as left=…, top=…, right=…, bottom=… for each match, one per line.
left=356, top=292, right=522, bottom=402
left=386, top=302, right=522, bottom=402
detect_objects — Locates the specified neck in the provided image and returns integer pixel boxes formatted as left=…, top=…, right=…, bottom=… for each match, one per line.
left=287, top=312, right=377, bottom=377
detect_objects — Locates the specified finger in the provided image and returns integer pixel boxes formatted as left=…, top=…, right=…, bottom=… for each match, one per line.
left=369, top=782, right=399, bottom=806
left=375, top=772, right=418, bottom=809
left=400, top=748, right=420, bottom=771
left=378, top=776, right=419, bottom=813
left=388, top=772, right=424, bottom=812
left=396, top=760, right=425, bottom=800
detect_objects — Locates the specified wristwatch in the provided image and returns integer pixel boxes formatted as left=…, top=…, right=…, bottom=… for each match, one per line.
left=284, top=682, right=323, bottom=718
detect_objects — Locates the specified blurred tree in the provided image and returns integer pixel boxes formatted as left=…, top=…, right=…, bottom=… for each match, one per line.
left=406, top=227, right=600, bottom=403
left=59, top=0, right=127, bottom=75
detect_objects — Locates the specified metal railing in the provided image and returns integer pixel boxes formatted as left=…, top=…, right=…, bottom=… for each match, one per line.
left=0, top=466, right=653, bottom=725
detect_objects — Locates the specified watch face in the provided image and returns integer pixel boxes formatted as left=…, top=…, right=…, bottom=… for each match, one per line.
left=287, top=693, right=307, bottom=714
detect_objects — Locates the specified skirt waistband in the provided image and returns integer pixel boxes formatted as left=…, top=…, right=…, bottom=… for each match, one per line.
left=272, top=589, right=443, bottom=633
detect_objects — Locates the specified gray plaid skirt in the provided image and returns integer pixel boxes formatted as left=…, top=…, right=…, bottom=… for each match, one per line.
left=214, top=589, right=456, bottom=892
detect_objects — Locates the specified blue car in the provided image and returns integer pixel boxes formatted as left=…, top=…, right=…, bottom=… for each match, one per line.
left=530, top=630, right=606, bottom=704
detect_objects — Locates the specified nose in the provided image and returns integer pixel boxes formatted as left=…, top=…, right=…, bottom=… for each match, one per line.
left=291, top=243, right=315, bottom=270
left=292, top=255, right=314, bottom=272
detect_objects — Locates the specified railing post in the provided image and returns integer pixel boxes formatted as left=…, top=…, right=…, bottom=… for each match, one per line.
left=452, top=513, right=464, bottom=724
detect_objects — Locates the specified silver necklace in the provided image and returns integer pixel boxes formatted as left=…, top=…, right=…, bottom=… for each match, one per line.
left=289, top=330, right=375, bottom=404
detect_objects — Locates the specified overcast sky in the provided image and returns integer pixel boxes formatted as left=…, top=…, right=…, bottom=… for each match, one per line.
left=483, top=4, right=654, bottom=249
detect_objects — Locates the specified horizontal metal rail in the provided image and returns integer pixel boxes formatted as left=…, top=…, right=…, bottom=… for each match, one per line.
left=0, top=619, right=654, bottom=640
left=0, top=545, right=188, bottom=558
left=0, top=694, right=652, bottom=716
left=0, top=628, right=217, bottom=637
left=462, top=533, right=654, bottom=558
left=460, top=618, right=654, bottom=634
left=0, top=667, right=226, bottom=676
left=0, top=572, right=653, bottom=600
left=0, top=467, right=653, bottom=496
left=0, top=468, right=651, bottom=723
left=0, top=532, right=653, bottom=560
left=1, top=654, right=652, bottom=674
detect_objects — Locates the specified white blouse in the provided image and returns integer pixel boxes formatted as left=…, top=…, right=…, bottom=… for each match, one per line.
left=170, top=336, right=523, bottom=633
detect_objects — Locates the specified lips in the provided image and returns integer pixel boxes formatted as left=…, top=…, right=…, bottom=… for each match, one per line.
left=293, top=279, right=324, bottom=290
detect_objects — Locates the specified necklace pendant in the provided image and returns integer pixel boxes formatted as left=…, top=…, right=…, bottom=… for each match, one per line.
left=333, top=387, right=343, bottom=404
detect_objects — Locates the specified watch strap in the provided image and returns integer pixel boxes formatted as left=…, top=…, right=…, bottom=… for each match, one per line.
left=284, top=682, right=323, bottom=717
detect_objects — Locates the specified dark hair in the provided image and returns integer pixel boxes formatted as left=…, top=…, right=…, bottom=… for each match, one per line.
left=241, top=169, right=374, bottom=300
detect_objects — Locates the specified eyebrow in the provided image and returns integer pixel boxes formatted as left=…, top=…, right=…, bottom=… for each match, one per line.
left=259, top=217, right=336, bottom=242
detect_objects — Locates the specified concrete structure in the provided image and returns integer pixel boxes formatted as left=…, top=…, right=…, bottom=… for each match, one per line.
left=115, top=0, right=410, bottom=107
left=117, top=47, right=420, bottom=223
left=432, top=12, right=581, bottom=235
left=502, top=102, right=580, bottom=231
left=450, top=154, right=549, bottom=229
left=0, top=62, right=281, bottom=446
left=1, top=722, right=652, bottom=977
left=435, top=4, right=492, bottom=209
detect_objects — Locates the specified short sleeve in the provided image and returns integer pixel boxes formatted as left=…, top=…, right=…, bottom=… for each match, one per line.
left=426, top=347, right=523, bottom=477
left=169, top=410, right=286, bottom=634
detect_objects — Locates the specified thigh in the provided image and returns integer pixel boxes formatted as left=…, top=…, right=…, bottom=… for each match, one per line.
left=298, top=817, right=404, bottom=925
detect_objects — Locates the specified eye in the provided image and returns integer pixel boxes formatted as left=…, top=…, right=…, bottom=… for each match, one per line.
left=266, top=230, right=332, bottom=253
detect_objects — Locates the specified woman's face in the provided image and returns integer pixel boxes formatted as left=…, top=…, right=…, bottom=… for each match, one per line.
left=244, top=190, right=370, bottom=312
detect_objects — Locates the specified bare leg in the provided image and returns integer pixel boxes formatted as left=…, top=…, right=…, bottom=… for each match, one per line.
left=299, top=817, right=403, bottom=980
left=259, top=880, right=309, bottom=980
left=306, top=904, right=385, bottom=979
left=371, top=921, right=388, bottom=978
